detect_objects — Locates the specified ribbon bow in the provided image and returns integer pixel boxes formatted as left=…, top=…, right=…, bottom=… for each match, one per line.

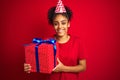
left=33, top=38, right=56, bottom=45
left=32, top=38, right=57, bottom=72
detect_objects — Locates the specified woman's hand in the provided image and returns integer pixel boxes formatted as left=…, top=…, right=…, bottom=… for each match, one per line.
left=52, top=58, right=65, bottom=72
left=24, top=63, right=31, bottom=73
left=52, top=59, right=86, bottom=73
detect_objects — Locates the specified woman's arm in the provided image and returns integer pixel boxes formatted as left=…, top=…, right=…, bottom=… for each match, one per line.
left=53, top=58, right=86, bottom=73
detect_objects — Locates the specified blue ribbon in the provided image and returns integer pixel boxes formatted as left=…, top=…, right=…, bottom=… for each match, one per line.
left=32, top=38, right=57, bottom=72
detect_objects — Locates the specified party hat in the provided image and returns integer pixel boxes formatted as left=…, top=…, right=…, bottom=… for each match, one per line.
left=55, top=0, right=66, bottom=13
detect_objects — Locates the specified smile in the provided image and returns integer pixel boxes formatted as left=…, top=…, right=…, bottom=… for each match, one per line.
left=57, top=29, right=65, bottom=33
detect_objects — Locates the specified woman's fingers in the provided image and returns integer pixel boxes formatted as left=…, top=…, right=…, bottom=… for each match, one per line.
left=57, top=58, right=60, bottom=63
left=24, top=63, right=31, bottom=73
left=52, top=67, right=57, bottom=71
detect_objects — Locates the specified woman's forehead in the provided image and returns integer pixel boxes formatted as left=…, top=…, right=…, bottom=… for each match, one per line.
left=53, top=20, right=68, bottom=23
left=53, top=14, right=68, bottom=21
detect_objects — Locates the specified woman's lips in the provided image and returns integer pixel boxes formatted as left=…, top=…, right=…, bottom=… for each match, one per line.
left=57, top=29, right=64, bottom=33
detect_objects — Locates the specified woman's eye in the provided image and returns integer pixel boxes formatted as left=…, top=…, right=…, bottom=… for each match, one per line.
left=62, top=23, right=66, bottom=25
left=54, top=23, right=58, bottom=26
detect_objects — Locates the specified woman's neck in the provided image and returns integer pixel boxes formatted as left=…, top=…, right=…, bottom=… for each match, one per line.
left=55, top=34, right=70, bottom=44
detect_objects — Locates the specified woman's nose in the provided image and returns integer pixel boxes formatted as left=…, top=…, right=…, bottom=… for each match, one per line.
left=58, top=24, right=62, bottom=28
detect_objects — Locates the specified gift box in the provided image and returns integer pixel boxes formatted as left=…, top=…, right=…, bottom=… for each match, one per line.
left=24, top=38, right=59, bottom=73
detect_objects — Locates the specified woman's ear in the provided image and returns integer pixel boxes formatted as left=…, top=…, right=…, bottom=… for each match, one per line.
left=68, top=22, right=70, bottom=27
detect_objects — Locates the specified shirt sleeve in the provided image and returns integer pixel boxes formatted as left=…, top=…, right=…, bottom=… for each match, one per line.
left=78, top=39, right=86, bottom=60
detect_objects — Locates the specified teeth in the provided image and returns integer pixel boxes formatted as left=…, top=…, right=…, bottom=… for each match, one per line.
left=58, top=29, right=63, bottom=32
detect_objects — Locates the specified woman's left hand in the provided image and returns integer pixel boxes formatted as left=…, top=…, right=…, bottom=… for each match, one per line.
left=52, top=58, right=65, bottom=72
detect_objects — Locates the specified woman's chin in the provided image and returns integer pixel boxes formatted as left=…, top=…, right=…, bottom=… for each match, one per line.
left=57, top=34, right=64, bottom=37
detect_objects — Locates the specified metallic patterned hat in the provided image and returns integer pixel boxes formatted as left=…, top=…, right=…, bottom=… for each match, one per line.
left=55, top=0, right=66, bottom=13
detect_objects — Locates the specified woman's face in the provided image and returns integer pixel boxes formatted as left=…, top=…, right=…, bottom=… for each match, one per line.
left=53, top=14, right=70, bottom=37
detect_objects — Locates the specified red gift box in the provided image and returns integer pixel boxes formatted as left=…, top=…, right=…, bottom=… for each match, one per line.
left=24, top=39, right=59, bottom=74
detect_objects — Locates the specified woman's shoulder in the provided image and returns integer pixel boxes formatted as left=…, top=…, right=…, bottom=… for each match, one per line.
left=70, top=35, right=84, bottom=45
left=70, top=35, right=81, bottom=41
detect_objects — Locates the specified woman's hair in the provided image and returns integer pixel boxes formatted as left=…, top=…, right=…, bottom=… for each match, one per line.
left=48, top=6, right=73, bottom=25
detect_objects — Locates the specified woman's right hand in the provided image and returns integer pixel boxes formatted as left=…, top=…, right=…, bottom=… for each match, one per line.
left=24, top=63, right=31, bottom=73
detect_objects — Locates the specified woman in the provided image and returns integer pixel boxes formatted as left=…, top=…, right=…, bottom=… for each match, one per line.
left=24, top=2, right=86, bottom=80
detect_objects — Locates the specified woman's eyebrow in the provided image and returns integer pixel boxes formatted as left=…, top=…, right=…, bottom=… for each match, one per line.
left=53, top=19, right=67, bottom=23
left=53, top=21, right=58, bottom=23
left=61, top=20, right=67, bottom=22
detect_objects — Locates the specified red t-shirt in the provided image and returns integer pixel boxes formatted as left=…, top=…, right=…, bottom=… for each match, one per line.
left=49, top=35, right=85, bottom=80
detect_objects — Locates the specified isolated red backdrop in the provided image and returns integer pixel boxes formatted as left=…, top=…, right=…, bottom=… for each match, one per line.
left=0, top=0, right=120, bottom=80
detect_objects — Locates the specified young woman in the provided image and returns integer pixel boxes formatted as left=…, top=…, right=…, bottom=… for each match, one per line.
left=24, top=5, right=86, bottom=80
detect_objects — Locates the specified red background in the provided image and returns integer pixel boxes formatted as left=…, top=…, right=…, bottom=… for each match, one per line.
left=0, top=0, right=120, bottom=80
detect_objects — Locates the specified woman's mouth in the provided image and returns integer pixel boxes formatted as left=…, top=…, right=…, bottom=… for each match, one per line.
left=58, top=29, right=64, bottom=33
